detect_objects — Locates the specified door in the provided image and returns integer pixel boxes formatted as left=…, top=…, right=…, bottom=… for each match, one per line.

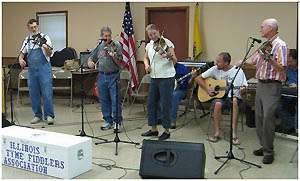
left=146, top=7, right=189, bottom=60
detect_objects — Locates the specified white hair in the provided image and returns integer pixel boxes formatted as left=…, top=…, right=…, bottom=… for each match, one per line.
left=100, top=26, right=112, bottom=36
left=263, top=18, right=279, bottom=31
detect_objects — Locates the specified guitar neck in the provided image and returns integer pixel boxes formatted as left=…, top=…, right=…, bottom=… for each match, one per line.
left=177, top=67, right=201, bottom=82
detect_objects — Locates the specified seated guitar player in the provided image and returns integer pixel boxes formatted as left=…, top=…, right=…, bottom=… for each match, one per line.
left=195, top=52, right=248, bottom=145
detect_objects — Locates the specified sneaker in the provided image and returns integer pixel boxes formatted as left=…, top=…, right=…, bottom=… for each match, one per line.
left=262, top=155, right=274, bottom=164
left=114, top=123, right=123, bottom=133
left=47, top=116, right=54, bottom=125
left=101, top=122, right=113, bottom=130
left=30, top=117, right=42, bottom=124
left=253, top=148, right=264, bottom=156
left=141, top=130, right=159, bottom=137
left=158, top=132, right=170, bottom=141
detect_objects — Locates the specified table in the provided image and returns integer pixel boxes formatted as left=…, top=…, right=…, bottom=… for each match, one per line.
left=70, top=69, right=99, bottom=107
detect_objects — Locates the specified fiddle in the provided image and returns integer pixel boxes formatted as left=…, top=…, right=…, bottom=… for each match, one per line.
left=258, top=41, right=273, bottom=62
left=32, top=33, right=53, bottom=50
left=103, top=40, right=118, bottom=56
left=153, top=33, right=173, bottom=60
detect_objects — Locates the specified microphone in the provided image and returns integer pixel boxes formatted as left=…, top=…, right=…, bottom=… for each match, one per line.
left=99, top=38, right=107, bottom=42
left=249, top=37, right=262, bottom=43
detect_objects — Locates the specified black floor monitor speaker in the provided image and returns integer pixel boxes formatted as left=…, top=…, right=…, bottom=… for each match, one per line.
left=139, top=139, right=206, bottom=179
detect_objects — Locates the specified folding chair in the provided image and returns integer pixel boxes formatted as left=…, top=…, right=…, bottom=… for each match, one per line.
left=129, top=74, right=151, bottom=114
left=52, top=69, right=72, bottom=106
left=177, top=84, right=198, bottom=120
left=17, top=69, right=29, bottom=105
left=119, top=70, right=131, bottom=108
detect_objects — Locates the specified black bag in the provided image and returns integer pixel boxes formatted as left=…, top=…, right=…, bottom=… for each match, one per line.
left=51, top=47, right=78, bottom=67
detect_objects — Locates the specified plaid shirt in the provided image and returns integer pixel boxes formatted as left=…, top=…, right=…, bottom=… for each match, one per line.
left=250, top=36, right=287, bottom=82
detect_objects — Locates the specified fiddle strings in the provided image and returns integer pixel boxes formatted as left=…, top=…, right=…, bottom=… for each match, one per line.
left=93, top=40, right=117, bottom=69
left=245, top=34, right=277, bottom=61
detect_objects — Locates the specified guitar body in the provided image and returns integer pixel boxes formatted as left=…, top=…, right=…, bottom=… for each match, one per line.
left=197, top=78, right=227, bottom=102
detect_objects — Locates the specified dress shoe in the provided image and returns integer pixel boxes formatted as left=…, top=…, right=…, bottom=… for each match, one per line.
left=141, top=130, right=159, bottom=137
left=158, top=132, right=170, bottom=141
left=253, top=148, right=264, bottom=156
left=262, top=155, right=274, bottom=164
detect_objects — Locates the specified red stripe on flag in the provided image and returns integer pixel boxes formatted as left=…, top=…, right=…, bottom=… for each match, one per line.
left=120, top=33, right=129, bottom=47
left=122, top=50, right=130, bottom=59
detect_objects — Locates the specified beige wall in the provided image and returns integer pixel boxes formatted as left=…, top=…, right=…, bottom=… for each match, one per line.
left=2, top=2, right=297, bottom=64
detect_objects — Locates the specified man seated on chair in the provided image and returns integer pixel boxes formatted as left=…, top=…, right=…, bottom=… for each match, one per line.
left=195, top=52, right=248, bottom=145
left=157, top=62, right=197, bottom=129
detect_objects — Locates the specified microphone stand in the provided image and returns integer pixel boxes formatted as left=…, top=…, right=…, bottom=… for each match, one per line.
left=76, top=62, right=108, bottom=142
left=95, top=74, right=139, bottom=155
left=6, top=36, right=37, bottom=127
left=214, top=39, right=262, bottom=174
left=95, top=41, right=140, bottom=156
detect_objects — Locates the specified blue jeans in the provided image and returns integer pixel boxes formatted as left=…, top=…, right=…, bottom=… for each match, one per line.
left=157, top=89, right=187, bottom=123
left=27, top=48, right=54, bottom=119
left=97, top=72, right=122, bottom=124
left=147, top=77, right=175, bottom=129
left=170, top=89, right=187, bottom=122
left=295, top=103, right=298, bottom=129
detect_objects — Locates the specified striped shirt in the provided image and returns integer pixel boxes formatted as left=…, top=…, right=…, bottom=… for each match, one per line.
left=250, top=36, right=287, bottom=82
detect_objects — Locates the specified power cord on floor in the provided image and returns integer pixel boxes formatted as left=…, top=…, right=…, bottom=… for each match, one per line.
left=206, top=128, right=254, bottom=179
left=170, top=117, right=196, bottom=134
left=92, top=157, right=139, bottom=179
left=81, top=105, right=147, bottom=139
left=238, top=161, right=251, bottom=179
left=121, top=120, right=146, bottom=149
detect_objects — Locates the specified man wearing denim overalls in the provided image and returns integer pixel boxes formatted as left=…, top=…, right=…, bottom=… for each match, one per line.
left=18, top=19, right=54, bottom=125
left=87, top=26, right=123, bottom=131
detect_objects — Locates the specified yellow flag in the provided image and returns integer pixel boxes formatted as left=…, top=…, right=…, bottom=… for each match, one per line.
left=193, top=3, right=203, bottom=60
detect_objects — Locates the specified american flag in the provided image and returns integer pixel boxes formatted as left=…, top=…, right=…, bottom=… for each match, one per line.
left=120, top=2, right=138, bottom=89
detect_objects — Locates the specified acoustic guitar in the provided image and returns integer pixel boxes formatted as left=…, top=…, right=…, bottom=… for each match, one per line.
left=197, top=78, right=243, bottom=102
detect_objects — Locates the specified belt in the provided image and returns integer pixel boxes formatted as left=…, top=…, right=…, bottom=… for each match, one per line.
left=258, top=79, right=281, bottom=84
left=99, top=71, right=119, bottom=75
